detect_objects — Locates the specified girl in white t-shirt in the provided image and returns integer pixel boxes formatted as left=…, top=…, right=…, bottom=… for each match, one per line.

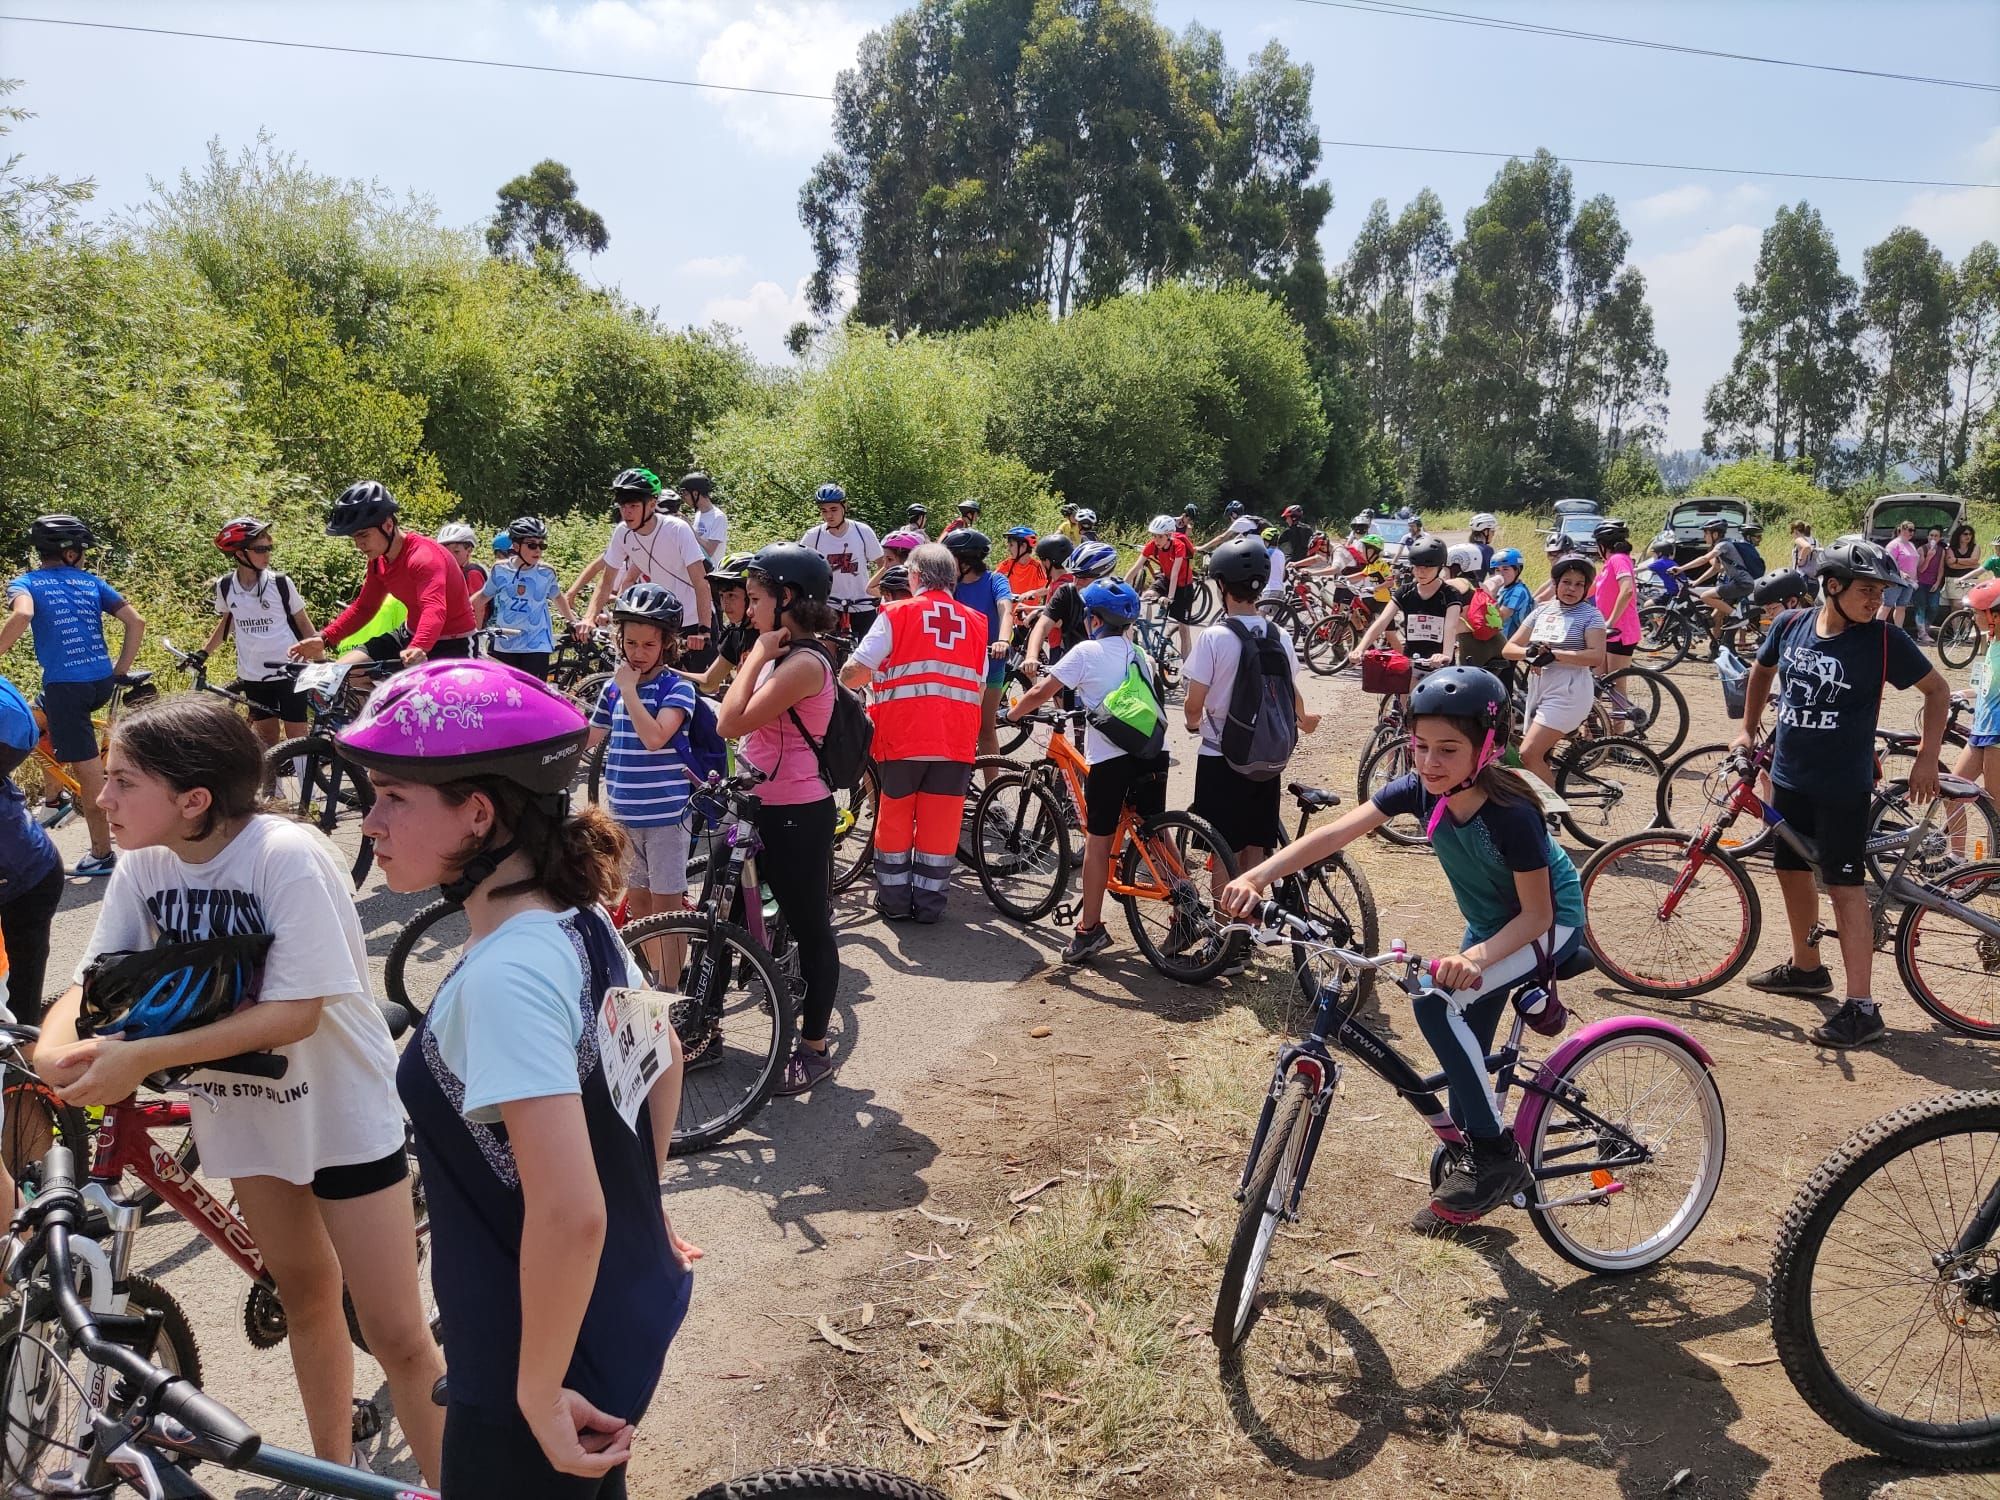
left=36, top=695, right=443, bottom=1484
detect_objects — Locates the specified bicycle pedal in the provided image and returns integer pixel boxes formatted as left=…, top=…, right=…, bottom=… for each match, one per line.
left=351, top=1398, right=384, bottom=1442
left=1052, top=901, right=1078, bottom=927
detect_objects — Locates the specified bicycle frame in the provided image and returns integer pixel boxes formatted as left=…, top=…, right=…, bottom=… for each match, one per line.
left=1019, top=717, right=1198, bottom=909
left=87, top=1096, right=269, bottom=1289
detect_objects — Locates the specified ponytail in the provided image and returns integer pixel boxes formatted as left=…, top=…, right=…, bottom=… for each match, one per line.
left=435, top=779, right=629, bottom=911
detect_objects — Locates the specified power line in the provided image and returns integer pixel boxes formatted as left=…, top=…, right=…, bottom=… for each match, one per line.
left=1293, top=0, right=2000, bottom=93
left=4, top=10, right=1993, bottom=191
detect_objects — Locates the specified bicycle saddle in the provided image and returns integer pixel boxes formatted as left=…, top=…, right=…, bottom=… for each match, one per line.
left=1876, top=729, right=1920, bottom=748
left=1286, top=782, right=1342, bottom=813
left=1935, top=772, right=1987, bottom=801
left=116, top=670, right=152, bottom=687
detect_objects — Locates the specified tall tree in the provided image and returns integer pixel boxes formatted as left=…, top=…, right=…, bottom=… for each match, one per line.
left=486, top=159, right=609, bottom=265
left=1586, top=267, right=1668, bottom=453
left=0, top=80, right=93, bottom=241
left=1941, top=241, right=2000, bottom=484
left=1859, top=226, right=1950, bottom=480
left=1341, top=190, right=1451, bottom=458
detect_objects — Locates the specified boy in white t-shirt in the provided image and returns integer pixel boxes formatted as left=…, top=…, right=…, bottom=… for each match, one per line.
left=800, top=483, right=884, bottom=636
left=578, top=467, right=713, bottom=643
left=199, top=516, right=315, bottom=744
left=681, top=471, right=729, bottom=563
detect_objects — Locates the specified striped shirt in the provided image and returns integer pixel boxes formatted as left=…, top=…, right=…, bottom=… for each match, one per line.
left=590, top=672, right=698, bottom=828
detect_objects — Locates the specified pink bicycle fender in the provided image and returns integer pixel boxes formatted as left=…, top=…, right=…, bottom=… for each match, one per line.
left=1512, top=1016, right=1715, bottom=1151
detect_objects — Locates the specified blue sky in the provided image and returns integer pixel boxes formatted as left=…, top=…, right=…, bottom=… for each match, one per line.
left=7, top=0, right=1999, bottom=448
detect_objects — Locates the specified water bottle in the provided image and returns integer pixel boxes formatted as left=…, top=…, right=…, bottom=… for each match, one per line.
left=1512, top=983, right=1568, bottom=1038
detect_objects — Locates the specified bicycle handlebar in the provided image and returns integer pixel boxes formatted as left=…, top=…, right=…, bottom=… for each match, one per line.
left=1223, top=902, right=1433, bottom=986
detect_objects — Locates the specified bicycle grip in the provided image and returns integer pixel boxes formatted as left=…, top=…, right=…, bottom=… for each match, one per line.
left=156, top=1379, right=262, bottom=1467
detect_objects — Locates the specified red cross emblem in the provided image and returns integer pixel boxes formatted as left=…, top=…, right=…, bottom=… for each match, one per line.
left=922, top=600, right=967, bottom=650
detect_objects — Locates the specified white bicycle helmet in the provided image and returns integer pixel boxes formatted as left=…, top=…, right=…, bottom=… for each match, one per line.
left=436, top=521, right=478, bottom=547
left=1148, top=514, right=1175, bottom=536
left=1469, top=513, right=1498, bottom=534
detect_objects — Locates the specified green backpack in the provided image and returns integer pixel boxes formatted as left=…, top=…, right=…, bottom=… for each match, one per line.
left=1089, top=643, right=1165, bottom=757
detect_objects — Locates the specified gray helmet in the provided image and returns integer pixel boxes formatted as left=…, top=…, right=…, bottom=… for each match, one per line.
left=611, top=582, right=684, bottom=631
left=1816, top=536, right=1903, bottom=587
left=1209, top=535, right=1271, bottom=587
left=1751, top=568, right=1814, bottom=606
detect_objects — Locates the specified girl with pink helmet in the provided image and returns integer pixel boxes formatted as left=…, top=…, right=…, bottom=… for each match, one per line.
left=343, top=659, right=698, bottom=1495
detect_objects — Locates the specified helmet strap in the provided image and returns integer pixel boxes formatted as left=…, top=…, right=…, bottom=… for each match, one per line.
left=1418, top=725, right=1499, bottom=840
left=439, top=835, right=523, bottom=908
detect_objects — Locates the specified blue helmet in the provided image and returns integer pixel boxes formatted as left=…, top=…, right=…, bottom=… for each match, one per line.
left=1492, top=548, right=1523, bottom=569
left=79, top=934, right=275, bottom=1041
left=1080, top=579, right=1141, bottom=625
left=814, top=483, right=846, bottom=506
left=1005, top=524, right=1037, bottom=541
left=492, top=531, right=513, bottom=553
left=1067, top=540, right=1118, bottom=579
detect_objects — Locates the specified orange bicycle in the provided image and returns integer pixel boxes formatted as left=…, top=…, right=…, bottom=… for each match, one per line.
left=968, top=706, right=1239, bottom=982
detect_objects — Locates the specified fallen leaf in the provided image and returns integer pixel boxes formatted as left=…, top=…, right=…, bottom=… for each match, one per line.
left=1149, top=1198, right=1203, bottom=1216
left=1393, top=1171, right=1430, bottom=1185
left=1137, top=1116, right=1184, bottom=1140
left=1029, top=1025, right=1053, bottom=1038
left=1008, top=1175, right=1062, bottom=1205
left=1359, top=1296, right=1395, bottom=1314
left=899, top=1407, right=939, bottom=1445
left=815, top=1315, right=865, bottom=1354
left=856, top=1302, right=876, bottom=1329
left=946, top=1439, right=988, bottom=1469
left=1694, top=1351, right=1780, bottom=1369
left=962, top=1414, right=1020, bottom=1431
left=715, top=1359, right=768, bottom=1380
left=989, top=1485, right=1027, bottom=1500
left=917, top=1205, right=973, bottom=1235
left=1663, top=1469, right=1692, bottom=1493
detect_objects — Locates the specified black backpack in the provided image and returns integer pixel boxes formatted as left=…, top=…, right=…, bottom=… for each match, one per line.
left=785, top=639, right=874, bottom=794
left=1219, top=618, right=1299, bottom=780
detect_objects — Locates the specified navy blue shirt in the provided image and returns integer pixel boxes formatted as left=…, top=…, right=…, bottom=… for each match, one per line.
left=0, top=779, right=59, bottom=905
left=1756, top=609, right=1933, bottom=798
left=1373, top=773, right=1584, bottom=945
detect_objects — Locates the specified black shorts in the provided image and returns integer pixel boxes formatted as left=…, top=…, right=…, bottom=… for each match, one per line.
left=1771, top=781, right=1871, bottom=886
left=878, top=759, right=974, bottom=799
left=38, top=677, right=114, bottom=763
left=1163, top=587, right=1198, bottom=623
left=236, top=677, right=309, bottom=725
left=1192, top=754, right=1282, bottom=854
left=1083, top=752, right=1168, bottom=838
left=490, top=648, right=552, bottom=681
left=361, top=631, right=471, bottom=663
left=311, top=1146, right=408, bottom=1202
left=1606, top=639, right=1636, bottom=659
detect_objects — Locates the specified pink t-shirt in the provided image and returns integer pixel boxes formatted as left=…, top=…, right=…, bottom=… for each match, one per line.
left=742, top=647, right=834, bottom=806
left=1592, top=551, right=1641, bottom=645
left=1887, top=536, right=1920, bottom=583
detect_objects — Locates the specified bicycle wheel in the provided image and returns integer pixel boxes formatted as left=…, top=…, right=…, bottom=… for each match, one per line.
left=1300, top=612, right=1351, bottom=676
left=1866, top=783, right=2000, bottom=887
left=0, top=1273, right=200, bottom=1491
left=262, top=735, right=348, bottom=824
left=1356, top=734, right=1426, bottom=848
left=1554, top=734, right=1665, bottom=849
left=384, top=897, right=470, bottom=1016
left=1937, top=608, right=1982, bottom=670
left=620, top=913, right=794, bottom=1155
left=1655, top=743, right=1775, bottom=858
left=566, top=670, right=614, bottom=717
left=970, top=773, right=1071, bottom=922
left=1295, top=855, right=1379, bottom=1014
left=955, top=753, right=1027, bottom=868
left=1894, top=859, right=2000, bottom=1038
left=0, top=1082, right=91, bottom=1205
left=1598, top=666, right=1689, bottom=760
left=1636, top=606, right=1689, bottom=670
left=1770, top=1090, right=2000, bottom=1468
left=829, top=760, right=880, bottom=894
left=580, top=737, right=608, bottom=805
left=995, top=669, right=1036, bottom=754
left=1118, top=811, right=1239, bottom=985
left=1580, top=832, right=1761, bottom=997
left=1213, top=1074, right=1314, bottom=1349
left=686, top=1465, right=949, bottom=1500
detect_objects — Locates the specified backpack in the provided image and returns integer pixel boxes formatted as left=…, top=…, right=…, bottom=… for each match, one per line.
left=673, top=693, right=730, bottom=785
left=0, top=677, right=37, bottom=764
left=1219, top=619, right=1299, bottom=780
left=785, top=639, right=875, bottom=793
left=1087, top=641, right=1165, bottom=757
left=1462, top=588, right=1505, bottom=642
left=214, top=571, right=304, bottom=639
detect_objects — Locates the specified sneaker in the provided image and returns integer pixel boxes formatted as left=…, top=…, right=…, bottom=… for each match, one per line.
left=71, top=850, right=116, bottom=878
left=1810, top=999, right=1886, bottom=1049
left=1060, top=923, right=1113, bottom=966
left=1431, top=1134, right=1533, bottom=1220
left=774, top=1042, right=838, bottom=1096
left=1746, top=961, right=1833, bottom=998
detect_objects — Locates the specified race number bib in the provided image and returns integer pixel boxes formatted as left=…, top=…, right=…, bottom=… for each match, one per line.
left=595, top=986, right=675, bottom=1133
left=1531, top=610, right=1570, bottom=645
left=1404, top=612, right=1444, bottom=643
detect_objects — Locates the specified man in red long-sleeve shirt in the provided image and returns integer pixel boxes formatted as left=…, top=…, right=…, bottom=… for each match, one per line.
left=289, top=481, right=476, bottom=667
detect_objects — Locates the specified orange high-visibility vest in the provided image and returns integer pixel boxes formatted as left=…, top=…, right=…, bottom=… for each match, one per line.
left=867, top=590, right=989, bottom=761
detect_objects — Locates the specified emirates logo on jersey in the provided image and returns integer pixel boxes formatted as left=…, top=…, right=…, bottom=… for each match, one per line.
left=922, top=600, right=968, bottom=650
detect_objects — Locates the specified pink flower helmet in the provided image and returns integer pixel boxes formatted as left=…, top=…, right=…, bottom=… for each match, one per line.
left=338, top=660, right=588, bottom=794
left=881, top=528, right=927, bottom=553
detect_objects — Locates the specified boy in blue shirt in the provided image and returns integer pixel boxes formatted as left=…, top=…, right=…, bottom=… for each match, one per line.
left=944, top=529, right=1014, bottom=778
left=0, top=515, right=145, bottom=876
left=1639, top=534, right=1683, bottom=600
left=476, top=516, right=578, bottom=682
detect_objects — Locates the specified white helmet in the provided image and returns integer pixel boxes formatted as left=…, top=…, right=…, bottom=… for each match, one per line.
left=1148, top=514, right=1175, bottom=536
left=1470, top=513, right=1498, bottom=534
left=436, top=521, right=478, bottom=547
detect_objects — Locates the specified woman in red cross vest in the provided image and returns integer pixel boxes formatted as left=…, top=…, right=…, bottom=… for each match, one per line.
left=839, top=544, right=989, bottom=922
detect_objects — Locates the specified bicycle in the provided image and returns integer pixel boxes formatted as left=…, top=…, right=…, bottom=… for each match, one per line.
left=1268, top=782, right=1381, bottom=1013
left=1637, top=592, right=1767, bottom=670
left=1580, top=746, right=2000, bottom=1037
left=1933, top=602, right=1983, bottom=669
left=1210, top=901, right=1725, bottom=1349
left=20, top=672, right=157, bottom=830
left=969, top=707, right=1240, bottom=983
left=1768, top=1088, right=1999, bottom=1469
left=259, top=659, right=380, bottom=887
left=1595, top=663, right=1689, bottom=760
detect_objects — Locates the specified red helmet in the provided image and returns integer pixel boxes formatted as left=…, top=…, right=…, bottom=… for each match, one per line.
left=1282, top=504, right=1304, bottom=523
left=214, top=517, right=272, bottom=555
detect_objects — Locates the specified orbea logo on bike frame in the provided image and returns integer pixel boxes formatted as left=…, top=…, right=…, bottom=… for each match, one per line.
left=151, top=1141, right=265, bottom=1275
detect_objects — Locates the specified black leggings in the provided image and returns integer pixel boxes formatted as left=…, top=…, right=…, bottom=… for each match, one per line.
left=441, top=1401, right=626, bottom=1499
left=1, top=865, right=64, bottom=1027
left=752, top=798, right=842, bottom=1044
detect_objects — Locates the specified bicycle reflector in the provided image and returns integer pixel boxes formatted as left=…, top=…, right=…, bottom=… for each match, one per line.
left=78, top=934, right=275, bottom=1041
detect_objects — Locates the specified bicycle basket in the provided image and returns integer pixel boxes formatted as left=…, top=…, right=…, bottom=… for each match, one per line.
left=1360, top=649, right=1412, bottom=696
left=1716, top=647, right=1749, bottom=720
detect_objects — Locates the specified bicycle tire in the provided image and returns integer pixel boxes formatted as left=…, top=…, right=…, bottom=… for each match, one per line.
left=955, top=753, right=1028, bottom=868
left=1580, top=831, right=1761, bottom=998
left=1893, top=859, right=2000, bottom=1038
left=995, top=669, right=1035, bottom=754
left=1118, top=811, right=1239, bottom=985
left=1355, top=735, right=1425, bottom=848
left=565, top=670, right=614, bottom=717
left=581, top=737, right=608, bottom=804
left=383, top=898, right=467, bottom=1017
left=1598, top=666, right=1689, bottom=761
left=970, top=773, right=1071, bottom=922
left=829, top=760, right=880, bottom=895
left=1298, top=856, right=1380, bottom=1013
left=685, top=1465, right=949, bottom=1499
left=1301, top=613, right=1350, bottom=676
left=1866, top=781, right=2000, bottom=887
left=1654, top=742, right=1775, bottom=858
left=1554, top=734, right=1666, bottom=849
left=1937, top=608, right=1982, bottom=670
left=620, top=913, right=794, bottom=1155
left=1187, top=577, right=1218, bottom=625
left=1524, top=1028, right=1725, bottom=1274
left=1770, top=1090, right=2000, bottom=1468
left=0, top=1082, right=92, bottom=1204
left=1212, top=1074, right=1314, bottom=1349
left=1635, top=605, right=1689, bottom=670
left=264, top=734, right=376, bottom=885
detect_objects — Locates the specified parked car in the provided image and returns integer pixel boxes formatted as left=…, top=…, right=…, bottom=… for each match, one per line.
left=1551, top=498, right=1602, bottom=518
left=1547, top=512, right=1605, bottom=553
left=1662, top=496, right=1755, bottom=566
left=1863, top=491, right=1965, bottom=546
left=1372, top=514, right=1420, bottom=563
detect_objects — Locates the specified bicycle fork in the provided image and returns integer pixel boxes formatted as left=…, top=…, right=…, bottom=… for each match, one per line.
left=1233, top=1047, right=1341, bottom=1222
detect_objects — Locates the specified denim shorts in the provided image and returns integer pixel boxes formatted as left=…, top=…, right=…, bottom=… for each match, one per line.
left=38, top=677, right=114, bottom=763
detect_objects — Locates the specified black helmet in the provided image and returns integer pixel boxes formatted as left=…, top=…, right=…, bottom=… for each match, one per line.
left=943, top=528, right=990, bottom=562
left=1751, top=568, right=1814, bottom=606
left=79, top=934, right=275, bottom=1041
left=708, top=566, right=746, bottom=590
left=325, top=481, right=398, bottom=537
left=611, top=467, right=662, bottom=499
left=1035, top=534, right=1074, bottom=567
left=1550, top=552, right=1597, bottom=586
left=1592, top=519, right=1629, bottom=550
left=678, top=471, right=713, bottom=496
left=1816, top=535, right=1903, bottom=587
left=1701, top=517, right=1729, bottom=536
left=879, top=565, right=912, bottom=597
left=1225, top=500, right=1245, bottom=517
left=906, top=503, right=928, bottom=520
left=958, top=499, right=980, bottom=514
left=1409, top=665, right=1510, bottom=730
left=1741, top=521, right=1764, bottom=539
left=610, top=582, right=685, bottom=631
left=1408, top=536, right=1449, bottom=569
left=1209, top=535, right=1271, bottom=587
left=507, top=516, right=548, bottom=543
left=747, top=541, right=832, bottom=604
left=30, top=514, right=93, bottom=553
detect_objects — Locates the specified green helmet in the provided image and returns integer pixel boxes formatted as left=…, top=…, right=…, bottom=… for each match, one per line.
left=611, top=466, right=663, bottom=498
left=1361, top=534, right=1385, bottom=552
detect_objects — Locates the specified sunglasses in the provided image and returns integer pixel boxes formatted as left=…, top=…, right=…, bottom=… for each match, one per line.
left=517, top=540, right=546, bottom=550
left=246, top=543, right=274, bottom=555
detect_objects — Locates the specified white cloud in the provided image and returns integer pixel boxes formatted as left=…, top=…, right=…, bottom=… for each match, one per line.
left=1631, top=182, right=1770, bottom=226
left=702, top=270, right=854, bottom=361
left=1636, top=224, right=1763, bottom=450
left=1896, top=125, right=2000, bottom=259
left=679, top=253, right=748, bottom=277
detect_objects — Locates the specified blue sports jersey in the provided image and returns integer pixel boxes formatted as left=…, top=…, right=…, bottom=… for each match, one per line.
left=6, top=567, right=122, bottom=683
left=953, top=570, right=1013, bottom=643
left=1639, top=557, right=1682, bottom=599
left=480, top=560, right=563, bottom=654
left=590, top=672, right=698, bottom=828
